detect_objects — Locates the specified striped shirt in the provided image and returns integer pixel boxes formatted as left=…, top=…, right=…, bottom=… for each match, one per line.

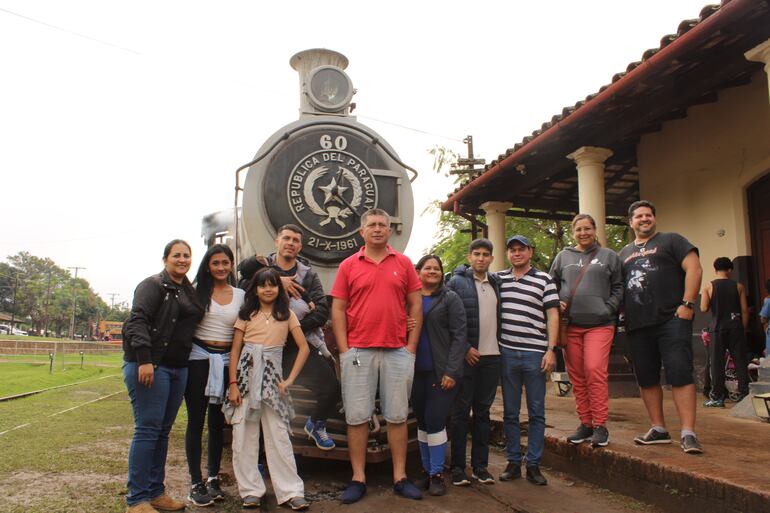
left=498, top=267, right=560, bottom=353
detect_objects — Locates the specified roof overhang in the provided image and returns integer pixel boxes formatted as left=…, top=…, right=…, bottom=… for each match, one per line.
left=441, top=0, right=770, bottom=219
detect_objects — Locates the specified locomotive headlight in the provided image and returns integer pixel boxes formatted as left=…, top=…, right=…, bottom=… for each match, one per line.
left=306, top=66, right=354, bottom=113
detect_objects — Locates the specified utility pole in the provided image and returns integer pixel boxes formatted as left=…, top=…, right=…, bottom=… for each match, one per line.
left=43, top=269, right=52, bottom=337
left=10, top=272, right=19, bottom=332
left=451, top=135, right=489, bottom=239
left=450, top=135, right=486, bottom=179
left=67, top=266, right=86, bottom=340
left=108, top=293, right=119, bottom=309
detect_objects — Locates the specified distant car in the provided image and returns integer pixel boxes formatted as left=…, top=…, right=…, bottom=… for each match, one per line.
left=0, top=324, right=27, bottom=336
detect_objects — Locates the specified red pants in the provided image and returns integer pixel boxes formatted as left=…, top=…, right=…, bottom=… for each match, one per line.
left=564, top=325, right=614, bottom=427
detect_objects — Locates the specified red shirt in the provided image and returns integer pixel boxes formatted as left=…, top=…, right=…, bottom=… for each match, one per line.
left=331, top=245, right=421, bottom=348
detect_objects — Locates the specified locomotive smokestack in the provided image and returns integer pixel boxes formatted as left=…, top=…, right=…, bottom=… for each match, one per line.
left=290, top=49, right=353, bottom=117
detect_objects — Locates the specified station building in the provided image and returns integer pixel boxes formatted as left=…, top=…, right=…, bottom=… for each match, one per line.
left=442, top=0, right=770, bottom=353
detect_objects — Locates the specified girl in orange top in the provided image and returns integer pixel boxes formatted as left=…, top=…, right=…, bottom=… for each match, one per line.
left=226, top=268, right=310, bottom=510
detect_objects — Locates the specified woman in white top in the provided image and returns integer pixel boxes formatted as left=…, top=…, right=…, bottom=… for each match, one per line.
left=184, top=244, right=245, bottom=506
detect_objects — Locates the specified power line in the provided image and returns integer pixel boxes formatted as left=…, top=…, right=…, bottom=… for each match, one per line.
left=358, top=115, right=465, bottom=143
left=0, top=6, right=142, bottom=56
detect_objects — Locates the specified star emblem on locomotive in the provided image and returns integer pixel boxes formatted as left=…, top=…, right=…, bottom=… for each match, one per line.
left=305, top=166, right=361, bottom=229
left=286, top=149, right=378, bottom=240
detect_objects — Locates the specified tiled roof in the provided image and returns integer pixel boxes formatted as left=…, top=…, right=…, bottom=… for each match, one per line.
left=445, top=2, right=727, bottom=201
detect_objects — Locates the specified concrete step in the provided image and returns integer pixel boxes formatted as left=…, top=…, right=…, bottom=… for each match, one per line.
left=541, top=435, right=770, bottom=513
left=489, top=393, right=770, bottom=513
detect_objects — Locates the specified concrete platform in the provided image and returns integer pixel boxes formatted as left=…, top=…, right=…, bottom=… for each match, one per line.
left=490, top=388, right=770, bottom=513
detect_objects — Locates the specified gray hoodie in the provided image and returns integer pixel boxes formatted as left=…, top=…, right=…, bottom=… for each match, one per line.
left=549, top=245, right=623, bottom=327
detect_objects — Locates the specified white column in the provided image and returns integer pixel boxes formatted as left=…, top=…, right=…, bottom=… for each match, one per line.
left=481, top=201, right=512, bottom=272
left=566, top=146, right=613, bottom=246
left=745, top=38, right=770, bottom=102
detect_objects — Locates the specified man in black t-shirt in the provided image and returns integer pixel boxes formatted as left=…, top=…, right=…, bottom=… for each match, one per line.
left=619, top=200, right=704, bottom=454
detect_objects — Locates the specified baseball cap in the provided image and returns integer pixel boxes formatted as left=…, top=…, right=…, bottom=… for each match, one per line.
left=506, top=235, right=532, bottom=248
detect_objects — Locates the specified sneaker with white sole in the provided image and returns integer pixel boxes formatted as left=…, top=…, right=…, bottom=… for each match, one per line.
left=703, top=398, right=725, bottom=408
left=681, top=434, right=703, bottom=454
left=591, top=425, right=609, bottom=447
left=206, top=476, right=224, bottom=501
left=633, top=428, right=672, bottom=445
left=242, top=496, right=261, bottom=508
left=187, top=483, right=214, bottom=507
left=472, top=467, right=495, bottom=484
left=566, top=424, right=593, bottom=444
left=285, top=496, right=310, bottom=510
left=451, top=467, right=470, bottom=486
left=304, top=417, right=335, bottom=450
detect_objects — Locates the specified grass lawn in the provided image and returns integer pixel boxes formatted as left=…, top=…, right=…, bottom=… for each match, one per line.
left=0, top=377, right=132, bottom=512
left=0, top=335, right=71, bottom=342
left=0, top=376, right=252, bottom=513
left=0, top=353, right=123, bottom=398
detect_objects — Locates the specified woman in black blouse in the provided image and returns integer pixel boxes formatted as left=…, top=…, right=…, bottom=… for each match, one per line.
left=122, top=239, right=204, bottom=513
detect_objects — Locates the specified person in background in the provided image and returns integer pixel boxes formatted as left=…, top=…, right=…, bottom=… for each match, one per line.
left=446, top=238, right=502, bottom=486
left=700, top=257, right=749, bottom=407
left=411, top=255, right=467, bottom=496
left=226, top=268, right=310, bottom=511
left=759, top=280, right=770, bottom=358
left=619, top=200, right=703, bottom=454
left=122, top=239, right=204, bottom=513
left=549, top=214, right=622, bottom=447
left=185, top=244, right=245, bottom=506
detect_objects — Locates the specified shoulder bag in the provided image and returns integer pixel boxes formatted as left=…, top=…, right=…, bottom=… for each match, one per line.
left=558, top=247, right=599, bottom=347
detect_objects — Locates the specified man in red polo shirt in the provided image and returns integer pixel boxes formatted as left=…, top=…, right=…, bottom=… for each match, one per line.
left=331, top=208, right=423, bottom=504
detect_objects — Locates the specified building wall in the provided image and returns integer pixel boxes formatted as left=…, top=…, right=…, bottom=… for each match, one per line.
left=637, top=70, right=770, bottom=272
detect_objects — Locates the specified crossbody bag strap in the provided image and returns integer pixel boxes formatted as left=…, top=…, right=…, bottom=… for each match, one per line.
left=564, top=248, right=599, bottom=317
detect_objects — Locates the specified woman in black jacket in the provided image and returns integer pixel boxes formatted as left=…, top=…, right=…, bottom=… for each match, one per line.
left=122, top=239, right=204, bottom=513
left=412, top=255, right=467, bottom=497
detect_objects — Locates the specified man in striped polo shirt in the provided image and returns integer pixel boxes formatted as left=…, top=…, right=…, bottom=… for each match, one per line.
left=497, top=235, right=560, bottom=486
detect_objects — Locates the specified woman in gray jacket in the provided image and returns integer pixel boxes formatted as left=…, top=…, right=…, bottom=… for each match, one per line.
left=550, top=214, right=622, bottom=448
left=412, top=255, right=467, bottom=497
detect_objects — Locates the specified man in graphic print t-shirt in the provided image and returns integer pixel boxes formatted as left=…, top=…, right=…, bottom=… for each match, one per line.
left=497, top=235, right=559, bottom=486
left=618, top=200, right=703, bottom=455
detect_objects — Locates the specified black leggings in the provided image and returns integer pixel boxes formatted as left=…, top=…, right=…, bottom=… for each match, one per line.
left=412, top=370, right=457, bottom=434
left=184, top=359, right=226, bottom=484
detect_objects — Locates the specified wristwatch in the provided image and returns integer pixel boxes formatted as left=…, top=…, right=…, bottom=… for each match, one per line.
left=547, top=346, right=558, bottom=352
left=681, top=300, right=695, bottom=309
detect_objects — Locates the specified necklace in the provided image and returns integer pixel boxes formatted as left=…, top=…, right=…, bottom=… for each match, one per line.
left=257, top=310, right=272, bottom=324
left=634, top=239, right=649, bottom=250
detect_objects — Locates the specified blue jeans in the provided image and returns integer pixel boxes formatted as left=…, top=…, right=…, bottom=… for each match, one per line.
left=500, top=348, right=546, bottom=467
left=123, top=362, right=188, bottom=506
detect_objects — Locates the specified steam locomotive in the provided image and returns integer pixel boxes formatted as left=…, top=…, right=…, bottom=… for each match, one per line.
left=201, top=49, right=417, bottom=461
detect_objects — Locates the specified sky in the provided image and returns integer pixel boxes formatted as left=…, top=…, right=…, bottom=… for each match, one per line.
left=0, top=0, right=710, bottom=307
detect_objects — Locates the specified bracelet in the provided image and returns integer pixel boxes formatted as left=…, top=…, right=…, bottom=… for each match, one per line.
left=229, top=380, right=237, bottom=385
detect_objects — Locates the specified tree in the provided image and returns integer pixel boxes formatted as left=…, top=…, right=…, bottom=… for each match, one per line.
left=423, top=147, right=631, bottom=272
left=0, top=252, right=110, bottom=336
left=104, top=304, right=131, bottom=322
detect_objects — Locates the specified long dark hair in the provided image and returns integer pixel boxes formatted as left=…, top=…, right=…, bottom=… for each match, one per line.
left=194, top=244, right=236, bottom=311
left=238, top=268, right=290, bottom=322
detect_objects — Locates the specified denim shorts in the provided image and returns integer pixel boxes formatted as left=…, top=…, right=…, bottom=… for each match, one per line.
left=340, top=346, right=415, bottom=425
left=627, top=317, right=694, bottom=387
